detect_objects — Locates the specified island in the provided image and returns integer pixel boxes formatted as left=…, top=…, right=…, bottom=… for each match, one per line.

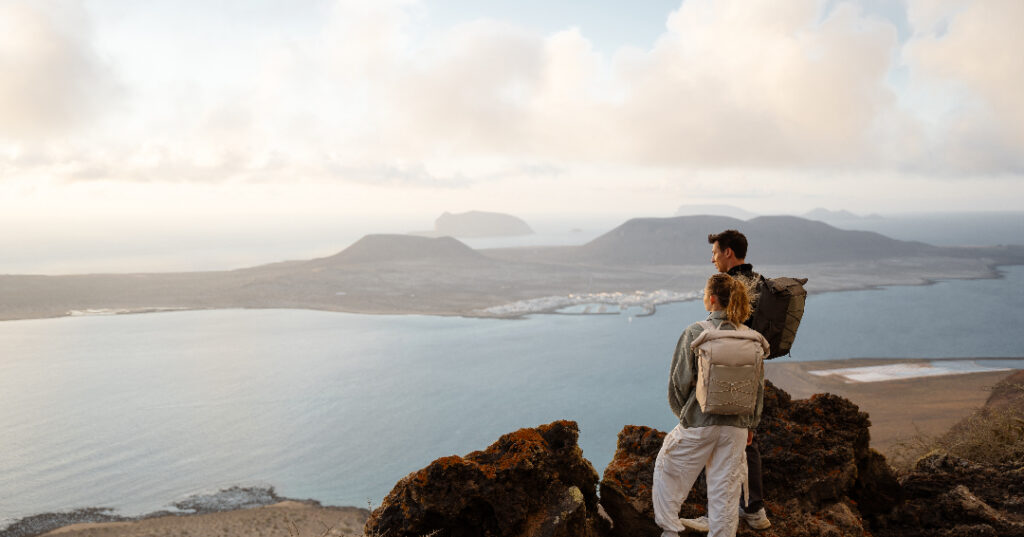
left=0, top=215, right=1022, bottom=321
left=409, top=210, right=534, bottom=238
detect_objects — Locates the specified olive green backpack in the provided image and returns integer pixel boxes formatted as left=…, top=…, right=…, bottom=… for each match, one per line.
left=749, top=276, right=808, bottom=359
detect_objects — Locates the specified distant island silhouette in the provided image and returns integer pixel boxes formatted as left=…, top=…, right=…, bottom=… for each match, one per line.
left=674, top=204, right=882, bottom=223
left=1, top=215, right=1022, bottom=321
left=409, top=210, right=534, bottom=238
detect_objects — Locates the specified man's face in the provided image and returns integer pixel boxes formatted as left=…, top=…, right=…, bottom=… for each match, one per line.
left=711, top=241, right=732, bottom=273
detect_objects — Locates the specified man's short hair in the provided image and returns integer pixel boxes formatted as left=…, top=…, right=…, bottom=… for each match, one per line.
left=707, top=229, right=748, bottom=259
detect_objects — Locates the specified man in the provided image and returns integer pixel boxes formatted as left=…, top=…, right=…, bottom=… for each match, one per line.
left=681, top=229, right=772, bottom=532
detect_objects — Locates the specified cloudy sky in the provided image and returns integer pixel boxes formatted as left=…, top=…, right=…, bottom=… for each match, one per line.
left=1, top=0, right=1023, bottom=271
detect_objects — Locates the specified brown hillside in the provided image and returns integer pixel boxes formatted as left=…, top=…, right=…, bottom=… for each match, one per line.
left=571, top=215, right=940, bottom=265
left=311, top=234, right=490, bottom=266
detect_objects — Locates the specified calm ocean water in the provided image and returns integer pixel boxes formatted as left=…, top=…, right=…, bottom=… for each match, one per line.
left=2, top=266, right=1024, bottom=526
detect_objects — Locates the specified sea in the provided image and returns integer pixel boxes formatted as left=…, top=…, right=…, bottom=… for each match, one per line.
left=2, top=265, right=1024, bottom=528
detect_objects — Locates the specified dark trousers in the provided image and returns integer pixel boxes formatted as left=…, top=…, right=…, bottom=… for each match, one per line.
left=743, top=439, right=765, bottom=512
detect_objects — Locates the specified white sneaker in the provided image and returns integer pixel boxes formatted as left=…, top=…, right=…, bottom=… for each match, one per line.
left=679, top=515, right=709, bottom=532
left=739, top=507, right=771, bottom=530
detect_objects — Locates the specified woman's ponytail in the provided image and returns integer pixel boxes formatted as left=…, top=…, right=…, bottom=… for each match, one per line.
left=707, top=273, right=752, bottom=327
left=725, top=277, right=751, bottom=327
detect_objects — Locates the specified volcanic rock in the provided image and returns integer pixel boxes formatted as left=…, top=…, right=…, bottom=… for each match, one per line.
left=364, top=420, right=604, bottom=537
left=865, top=369, right=1024, bottom=536
left=598, top=380, right=901, bottom=537
left=872, top=453, right=1024, bottom=537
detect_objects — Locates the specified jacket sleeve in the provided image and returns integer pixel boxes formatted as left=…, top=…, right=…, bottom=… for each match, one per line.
left=668, top=325, right=698, bottom=418
left=749, top=331, right=769, bottom=428
left=751, top=373, right=764, bottom=428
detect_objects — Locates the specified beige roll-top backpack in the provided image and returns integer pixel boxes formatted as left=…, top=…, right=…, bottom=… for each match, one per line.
left=690, top=321, right=769, bottom=416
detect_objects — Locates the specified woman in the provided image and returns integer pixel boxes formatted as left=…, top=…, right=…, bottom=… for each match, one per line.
left=652, top=273, right=768, bottom=537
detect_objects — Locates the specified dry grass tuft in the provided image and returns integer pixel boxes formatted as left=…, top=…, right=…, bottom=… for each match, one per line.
left=889, top=381, right=1024, bottom=471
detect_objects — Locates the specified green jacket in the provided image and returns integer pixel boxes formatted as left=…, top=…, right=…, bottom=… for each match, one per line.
left=668, top=310, right=765, bottom=429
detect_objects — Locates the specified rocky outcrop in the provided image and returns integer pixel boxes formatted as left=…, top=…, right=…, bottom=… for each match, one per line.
left=873, top=453, right=1024, bottom=537
left=364, top=420, right=604, bottom=537
left=0, top=508, right=129, bottom=537
left=871, top=372, right=1024, bottom=537
left=599, top=381, right=901, bottom=537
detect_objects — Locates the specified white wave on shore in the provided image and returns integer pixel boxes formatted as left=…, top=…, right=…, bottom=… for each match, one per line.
left=67, top=307, right=189, bottom=317
left=809, top=360, right=1014, bottom=383
left=473, top=289, right=701, bottom=317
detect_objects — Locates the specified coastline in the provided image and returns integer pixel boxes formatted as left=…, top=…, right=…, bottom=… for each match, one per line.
left=36, top=502, right=368, bottom=537
left=7, top=358, right=1020, bottom=537
left=0, top=258, right=1013, bottom=323
left=0, top=487, right=368, bottom=537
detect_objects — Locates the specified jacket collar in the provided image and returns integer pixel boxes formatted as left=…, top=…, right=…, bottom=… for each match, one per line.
left=706, top=310, right=728, bottom=320
left=726, top=263, right=754, bottom=277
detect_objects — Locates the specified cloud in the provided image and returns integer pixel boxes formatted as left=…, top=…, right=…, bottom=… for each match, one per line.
left=3, top=0, right=1024, bottom=191
left=903, top=0, right=1024, bottom=173
left=333, top=0, right=908, bottom=170
left=0, top=0, right=118, bottom=140
left=380, top=20, right=545, bottom=158
left=354, top=0, right=1024, bottom=176
left=607, top=0, right=901, bottom=167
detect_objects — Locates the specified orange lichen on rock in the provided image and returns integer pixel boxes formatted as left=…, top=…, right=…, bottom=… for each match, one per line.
left=364, top=420, right=601, bottom=537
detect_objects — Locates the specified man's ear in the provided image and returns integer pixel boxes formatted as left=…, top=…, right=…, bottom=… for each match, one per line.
left=723, top=247, right=736, bottom=260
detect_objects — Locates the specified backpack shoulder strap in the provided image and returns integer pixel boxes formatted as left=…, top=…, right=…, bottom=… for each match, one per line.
left=714, top=320, right=750, bottom=331
left=691, top=320, right=717, bottom=350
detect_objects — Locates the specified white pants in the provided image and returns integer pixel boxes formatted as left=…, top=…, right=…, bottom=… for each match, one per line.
left=652, top=424, right=748, bottom=537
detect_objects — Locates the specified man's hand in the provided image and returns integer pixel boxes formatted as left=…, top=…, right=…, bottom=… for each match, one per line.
left=747, top=430, right=754, bottom=446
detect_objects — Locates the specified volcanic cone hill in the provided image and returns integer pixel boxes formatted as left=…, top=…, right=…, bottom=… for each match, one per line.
left=308, top=234, right=492, bottom=266
left=567, top=215, right=940, bottom=265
